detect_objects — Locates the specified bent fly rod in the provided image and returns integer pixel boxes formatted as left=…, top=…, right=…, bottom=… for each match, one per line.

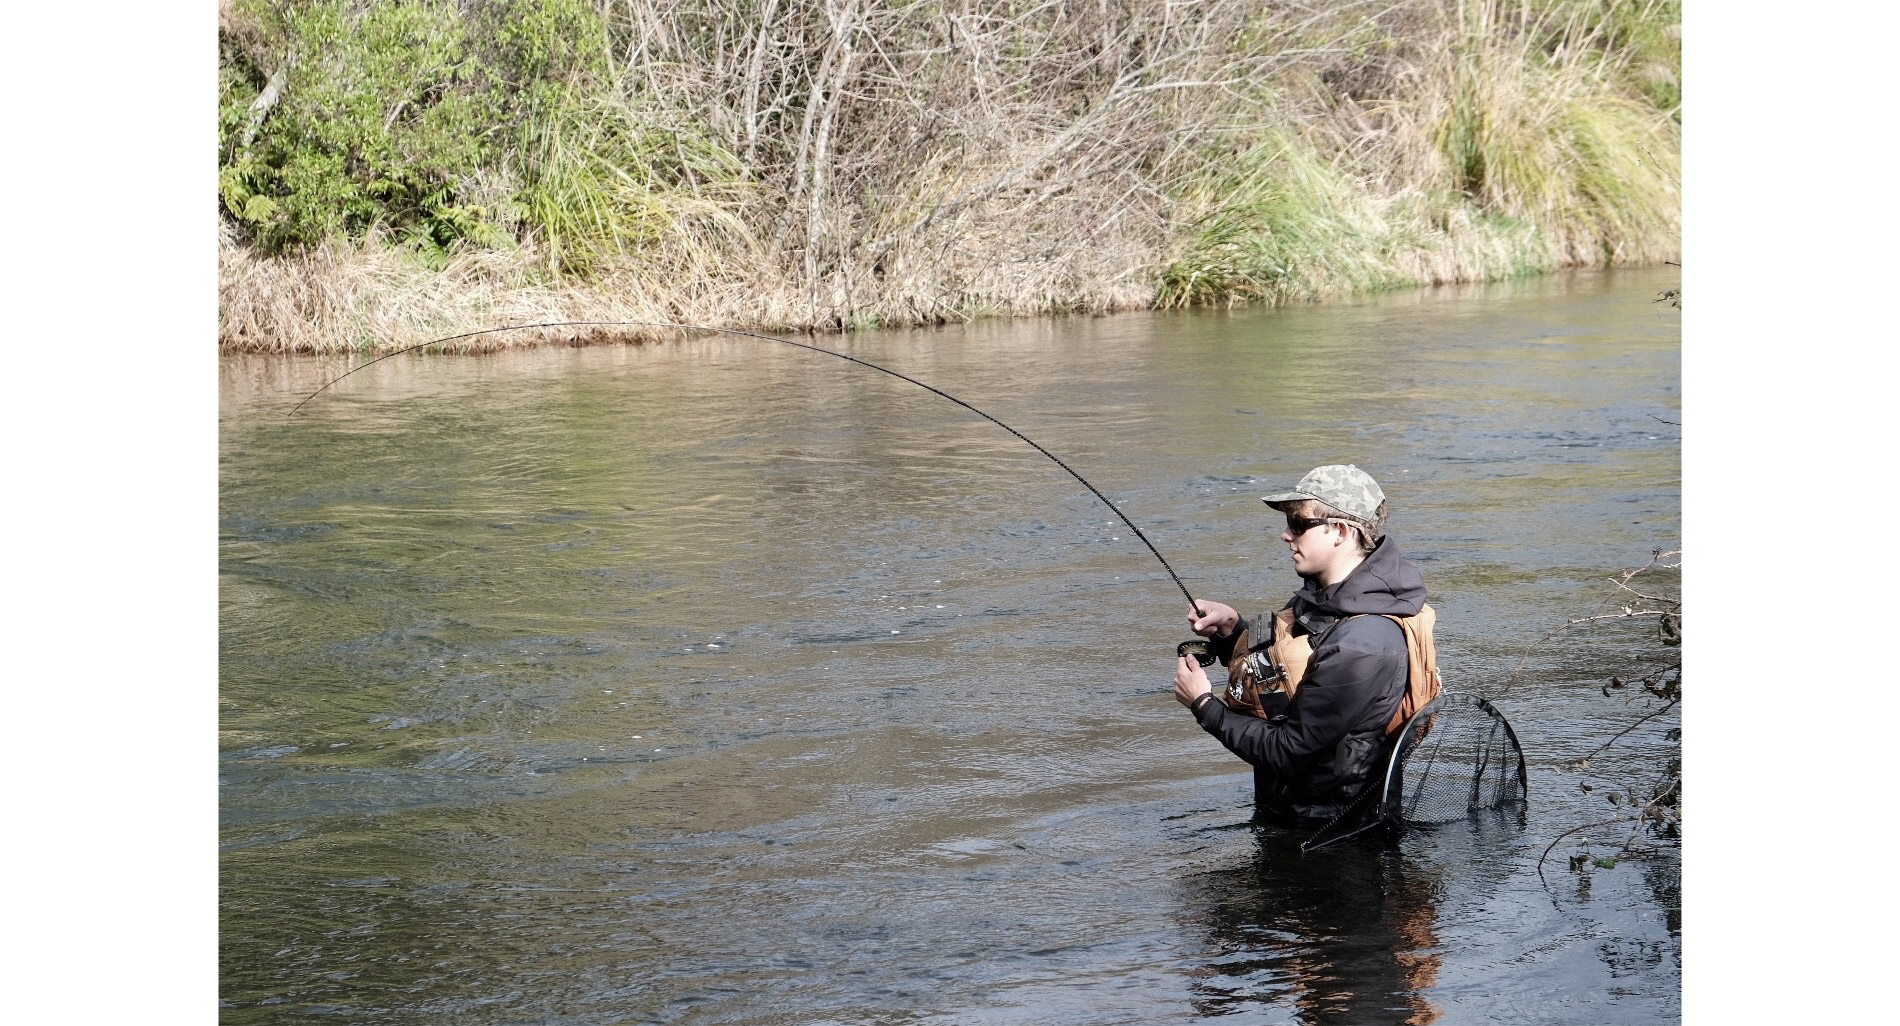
left=292, top=319, right=1205, bottom=617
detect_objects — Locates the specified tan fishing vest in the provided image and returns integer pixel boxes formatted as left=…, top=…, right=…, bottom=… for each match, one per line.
left=1221, top=603, right=1442, bottom=739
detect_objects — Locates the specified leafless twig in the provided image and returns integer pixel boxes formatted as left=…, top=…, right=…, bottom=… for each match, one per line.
left=1571, top=699, right=1677, bottom=763
left=1536, top=814, right=1637, bottom=900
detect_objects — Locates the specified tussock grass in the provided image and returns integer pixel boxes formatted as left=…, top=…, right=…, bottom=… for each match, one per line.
left=1419, top=0, right=1679, bottom=264
left=219, top=0, right=1680, bottom=353
left=1158, top=131, right=1409, bottom=309
left=512, top=91, right=762, bottom=277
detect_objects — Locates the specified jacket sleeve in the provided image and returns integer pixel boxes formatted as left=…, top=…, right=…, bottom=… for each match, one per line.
left=1190, top=616, right=1406, bottom=774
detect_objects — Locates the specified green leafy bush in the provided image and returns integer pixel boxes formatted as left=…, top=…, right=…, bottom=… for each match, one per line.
left=218, top=0, right=612, bottom=260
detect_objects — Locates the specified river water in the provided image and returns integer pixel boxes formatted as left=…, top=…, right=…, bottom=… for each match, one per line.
left=219, top=267, right=1681, bottom=1024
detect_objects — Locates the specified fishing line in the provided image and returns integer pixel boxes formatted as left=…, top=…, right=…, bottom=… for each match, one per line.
left=292, top=319, right=1205, bottom=615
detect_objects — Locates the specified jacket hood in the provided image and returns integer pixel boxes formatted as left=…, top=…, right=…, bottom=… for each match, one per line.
left=1291, top=537, right=1426, bottom=621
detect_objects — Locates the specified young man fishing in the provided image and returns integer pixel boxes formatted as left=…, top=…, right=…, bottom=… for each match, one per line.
left=1172, top=464, right=1437, bottom=822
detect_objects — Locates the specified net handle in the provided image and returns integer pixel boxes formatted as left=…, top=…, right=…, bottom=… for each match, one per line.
left=1376, top=694, right=1445, bottom=817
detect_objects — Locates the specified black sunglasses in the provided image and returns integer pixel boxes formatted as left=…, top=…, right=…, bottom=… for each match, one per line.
left=1285, top=516, right=1333, bottom=535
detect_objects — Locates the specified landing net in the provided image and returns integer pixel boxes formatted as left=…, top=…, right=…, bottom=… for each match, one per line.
left=1385, top=692, right=1527, bottom=824
left=1303, top=692, right=1527, bottom=852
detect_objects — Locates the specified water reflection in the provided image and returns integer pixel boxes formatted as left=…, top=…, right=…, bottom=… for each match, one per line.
left=1177, top=827, right=1444, bottom=1024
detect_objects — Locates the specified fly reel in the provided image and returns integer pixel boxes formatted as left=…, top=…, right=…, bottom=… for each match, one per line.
left=1177, top=639, right=1216, bottom=666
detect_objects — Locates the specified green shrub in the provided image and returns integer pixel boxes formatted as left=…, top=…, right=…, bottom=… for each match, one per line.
left=218, top=0, right=612, bottom=260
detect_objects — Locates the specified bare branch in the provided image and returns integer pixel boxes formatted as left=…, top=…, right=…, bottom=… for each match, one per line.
left=1536, top=815, right=1639, bottom=902
left=1607, top=574, right=1679, bottom=606
left=1571, top=699, right=1677, bottom=763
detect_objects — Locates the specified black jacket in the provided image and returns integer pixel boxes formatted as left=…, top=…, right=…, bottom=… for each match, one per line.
left=1192, top=538, right=1426, bottom=820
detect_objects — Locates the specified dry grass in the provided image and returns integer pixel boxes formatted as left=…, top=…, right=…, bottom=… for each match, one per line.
left=217, top=221, right=792, bottom=353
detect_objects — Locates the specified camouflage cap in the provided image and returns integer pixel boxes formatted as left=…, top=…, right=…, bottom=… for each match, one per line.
left=1261, top=464, right=1386, bottom=523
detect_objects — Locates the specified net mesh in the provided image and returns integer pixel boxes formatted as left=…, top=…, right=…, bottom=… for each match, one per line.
left=1302, top=692, right=1526, bottom=852
left=1385, top=693, right=1526, bottom=824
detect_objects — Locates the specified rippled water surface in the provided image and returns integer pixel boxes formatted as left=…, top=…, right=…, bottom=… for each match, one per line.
left=221, top=267, right=1681, bottom=1023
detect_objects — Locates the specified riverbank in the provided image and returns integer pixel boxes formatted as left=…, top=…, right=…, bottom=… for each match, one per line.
left=219, top=0, right=1679, bottom=354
